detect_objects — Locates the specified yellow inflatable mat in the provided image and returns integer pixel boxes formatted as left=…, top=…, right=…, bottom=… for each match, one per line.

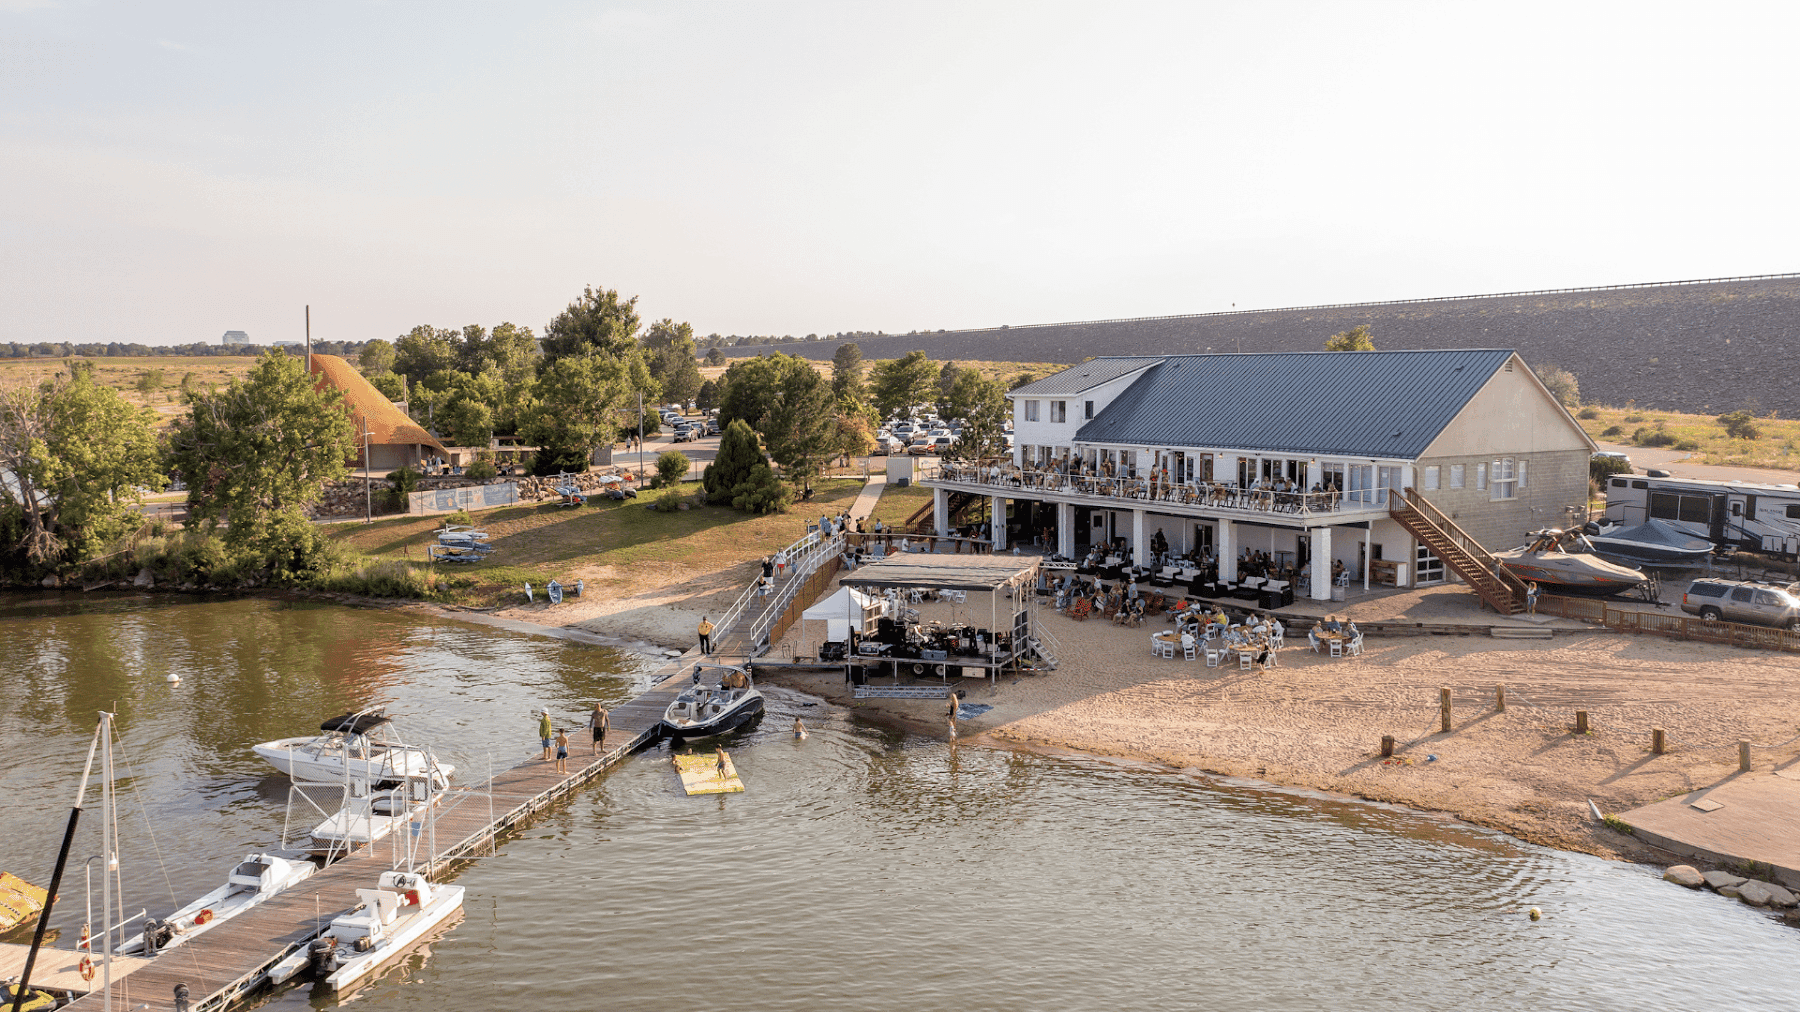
left=673, top=752, right=744, bottom=795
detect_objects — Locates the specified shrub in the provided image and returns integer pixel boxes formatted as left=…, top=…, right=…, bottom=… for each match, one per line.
left=531, top=446, right=589, bottom=476
left=1623, top=413, right=1645, bottom=424
left=1633, top=427, right=1677, bottom=448
left=445, top=508, right=474, bottom=526
left=730, top=462, right=791, bottom=514
left=385, top=465, right=421, bottom=510
left=657, top=450, right=691, bottom=488
left=1590, top=456, right=1633, bottom=482
left=705, top=420, right=764, bottom=503
left=1717, top=410, right=1761, bottom=440
left=1599, top=425, right=1624, bottom=438
left=464, top=460, right=498, bottom=480
left=655, top=488, right=683, bottom=512
left=1673, top=439, right=1701, bottom=452
left=1576, top=406, right=1600, bottom=420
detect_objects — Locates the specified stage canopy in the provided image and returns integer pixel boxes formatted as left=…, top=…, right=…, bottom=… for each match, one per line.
left=839, top=553, right=1040, bottom=592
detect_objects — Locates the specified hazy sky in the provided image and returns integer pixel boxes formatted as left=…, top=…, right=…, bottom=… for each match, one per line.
left=4, top=1, right=1798, bottom=346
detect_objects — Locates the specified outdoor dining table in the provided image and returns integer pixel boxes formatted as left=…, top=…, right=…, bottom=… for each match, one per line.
left=1152, top=630, right=1183, bottom=657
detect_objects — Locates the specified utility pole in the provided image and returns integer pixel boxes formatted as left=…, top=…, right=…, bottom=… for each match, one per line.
left=364, top=428, right=373, bottom=523
left=637, top=390, right=645, bottom=490
left=305, top=305, right=312, bottom=372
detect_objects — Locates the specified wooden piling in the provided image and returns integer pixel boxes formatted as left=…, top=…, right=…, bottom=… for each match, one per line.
left=1381, top=735, right=1395, bottom=757
left=1652, top=728, right=1665, bottom=755
left=1439, top=687, right=1452, bottom=733
left=1574, top=710, right=1589, bottom=734
left=1495, top=683, right=1505, bottom=712
left=1740, top=740, right=1752, bottom=772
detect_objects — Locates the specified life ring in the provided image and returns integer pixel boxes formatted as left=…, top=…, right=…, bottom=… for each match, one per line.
left=77, top=955, right=95, bottom=981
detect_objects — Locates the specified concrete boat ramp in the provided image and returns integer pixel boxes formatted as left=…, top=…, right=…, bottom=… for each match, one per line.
left=1622, top=771, right=1800, bottom=891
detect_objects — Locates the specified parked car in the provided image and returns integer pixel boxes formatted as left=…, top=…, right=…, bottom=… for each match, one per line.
left=672, top=427, right=696, bottom=443
left=1680, top=578, right=1800, bottom=630
left=704, top=419, right=721, bottom=436
left=909, top=435, right=953, bottom=455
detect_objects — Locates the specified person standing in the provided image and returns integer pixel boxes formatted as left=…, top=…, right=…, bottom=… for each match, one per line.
left=588, top=703, right=609, bottom=755
left=715, top=745, right=729, bottom=784
left=537, top=709, right=554, bottom=761
left=775, top=548, right=788, bottom=576
left=1526, top=580, right=1541, bottom=616
left=554, top=727, right=570, bottom=774
left=697, top=616, right=715, bottom=654
left=761, top=555, right=775, bottom=583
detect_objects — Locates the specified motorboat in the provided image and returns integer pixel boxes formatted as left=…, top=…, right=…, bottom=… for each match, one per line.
left=303, top=870, right=464, bottom=993
left=116, top=852, right=316, bottom=955
left=303, top=779, right=439, bottom=859
left=659, top=666, right=765, bottom=740
left=253, top=710, right=453, bottom=787
left=1494, top=528, right=1648, bottom=597
left=1584, top=518, right=1715, bottom=568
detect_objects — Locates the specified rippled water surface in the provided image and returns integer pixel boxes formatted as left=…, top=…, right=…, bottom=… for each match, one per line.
left=3, top=595, right=1797, bottom=1011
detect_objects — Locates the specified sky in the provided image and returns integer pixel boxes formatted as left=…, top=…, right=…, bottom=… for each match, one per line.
left=3, top=1, right=1798, bottom=347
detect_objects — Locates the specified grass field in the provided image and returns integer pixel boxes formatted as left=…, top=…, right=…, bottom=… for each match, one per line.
left=328, top=478, right=866, bottom=606
left=1576, top=404, right=1800, bottom=471
left=0, top=355, right=258, bottom=425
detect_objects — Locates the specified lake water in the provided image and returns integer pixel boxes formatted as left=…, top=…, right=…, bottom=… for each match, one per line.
left=2, top=594, right=1796, bottom=1011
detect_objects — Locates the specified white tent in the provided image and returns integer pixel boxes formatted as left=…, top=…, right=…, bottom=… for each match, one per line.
left=799, top=586, right=879, bottom=658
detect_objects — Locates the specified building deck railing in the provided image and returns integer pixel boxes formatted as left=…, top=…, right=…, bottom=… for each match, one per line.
left=926, top=462, right=1388, bottom=519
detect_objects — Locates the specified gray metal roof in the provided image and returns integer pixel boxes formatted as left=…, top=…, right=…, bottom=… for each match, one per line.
left=839, top=554, right=1040, bottom=591
left=1008, top=357, right=1162, bottom=397
left=1073, top=349, right=1517, bottom=459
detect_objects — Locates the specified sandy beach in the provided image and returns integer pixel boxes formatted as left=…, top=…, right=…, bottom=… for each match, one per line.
left=486, top=559, right=754, bottom=650
left=759, top=575, right=1800, bottom=860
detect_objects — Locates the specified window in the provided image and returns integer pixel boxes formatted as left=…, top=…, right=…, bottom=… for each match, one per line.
left=1450, top=464, right=1465, bottom=489
left=1688, top=582, right=1727, bottom=598
left=1083, top=400, right=1095, bottom=419
left=1610, top=477, right=1628, bottom=489
left=1789, top=505, right=1800, bottom=520
left=1631, top=480, right=1649, bottom=489
left=1423, top=466, right=1440, bottom=491
left=1476, top=462, right=1487, bottom=490
left=1517, top=460, right=1527, bottom=489
left=1730, top=588, right=1754, bottom=603
left=1050, top=401, right=1067, bottom=423
left=1651, top=493, right=1713, bottom=524
left=1492, top=458, right=1516, bottom=500
left=1024, top=400, right=1040, bottom=422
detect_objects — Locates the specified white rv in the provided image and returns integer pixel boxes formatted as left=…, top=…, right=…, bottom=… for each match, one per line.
left=1602, top=474, right=1800, bottom=560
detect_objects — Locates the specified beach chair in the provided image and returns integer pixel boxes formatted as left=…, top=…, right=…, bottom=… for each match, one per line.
left=1180, top=633, right=1196, bottom=661
left=1204, top=645, right=1223, bottom=668
left=1070, top=598, right=1092, bottom=622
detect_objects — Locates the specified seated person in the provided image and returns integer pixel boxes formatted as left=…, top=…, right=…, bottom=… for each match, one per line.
left=1308, top=622, right=1323, bottom=650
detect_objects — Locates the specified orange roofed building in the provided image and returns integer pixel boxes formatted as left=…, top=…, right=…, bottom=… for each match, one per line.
left=308, top=354, right=446, bottom=471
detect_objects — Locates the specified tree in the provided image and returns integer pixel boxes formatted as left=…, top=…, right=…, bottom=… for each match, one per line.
left=393, top=325, right=461, bottom=383
left=1009, top=372, right=1037, bottom=390
left=358, top=338, right=396, bottom=376
left=368, top=372, right=406, bottom=401
left=831, top=342, right=865, bottom=401
left=166, top=352, right=355, bottom=576
left=540, top=285, right=641, bottom=365
left=867, top=350, right=938, bottom=420
left=643, top=318, right=703, bottom=408
left=657, top=450, right=690, bottom=487
left=1533, top=364, right=1581, bottom=407
left=695, top=378, right=722, bottom=413
left=829, top=405, right=877, bottom=465
left=1718, top=410, right=1762, bottom=440
left=1323, top=325, right=1376, bottom=352
left=718, top=354, right=834, bottom=490
left=705, top=347, right=726, bottom=366
left=0, top=365, right=165, bottom=566
left=943, top=372, right=1008, bottom=462
left=521, top=354, right=635, bottom=473
left=935, top=361, right=963, bottom=417
left=703, top=419, right=764, bottom=502
left=439, top=396, right=495, bottom=448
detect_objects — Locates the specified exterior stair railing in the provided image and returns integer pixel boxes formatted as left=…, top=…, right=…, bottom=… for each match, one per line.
left=1388, top=487, right=1527, bottom=615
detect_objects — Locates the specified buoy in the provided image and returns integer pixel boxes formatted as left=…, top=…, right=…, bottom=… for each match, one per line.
left=166, top=673, right=180, bottom=684
left=1529, top=907, right=1542, bottom=921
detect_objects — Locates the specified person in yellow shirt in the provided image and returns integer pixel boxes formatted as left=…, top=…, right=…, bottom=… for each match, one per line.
left=697, top=616, right=715, bottom=654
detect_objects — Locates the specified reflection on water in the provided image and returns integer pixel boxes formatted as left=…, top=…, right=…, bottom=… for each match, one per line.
left=4, top=596, right=1798, bottom=1011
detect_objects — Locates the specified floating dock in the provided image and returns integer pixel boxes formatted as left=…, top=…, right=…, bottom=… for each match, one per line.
left=59, top=664, right=694, bottom=1012
left=673, top=751, right=744, bottom=795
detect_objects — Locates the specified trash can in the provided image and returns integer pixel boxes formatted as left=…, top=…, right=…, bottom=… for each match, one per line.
left=1331, top=585, right=1346, bottom=602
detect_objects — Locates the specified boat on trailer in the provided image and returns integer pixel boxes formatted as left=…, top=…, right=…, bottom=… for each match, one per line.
left=659, top=666, right=765, bottom=740
left=116, top=852, right=316, bottom=955
left=1585, top=518, right=1716, bottom=568
left=1493, top=528, right=1649, bottom=597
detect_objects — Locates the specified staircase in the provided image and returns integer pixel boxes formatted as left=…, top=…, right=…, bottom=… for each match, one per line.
left=905, top=490, right=980, bottom=533
left=1389, top=487, right=1527, bottom=615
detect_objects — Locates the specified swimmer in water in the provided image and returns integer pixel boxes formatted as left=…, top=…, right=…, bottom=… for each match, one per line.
left=793, top=717, right=808, bottom=739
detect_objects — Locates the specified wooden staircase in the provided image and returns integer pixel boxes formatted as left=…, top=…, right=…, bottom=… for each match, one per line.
left=905, top=489, right=980, bottom=533
left=1389, top=487, right=1528, bottom=615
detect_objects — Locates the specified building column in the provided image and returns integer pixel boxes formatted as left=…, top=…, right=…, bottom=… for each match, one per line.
left=1219, top=519, right=1237, bottom=582
left=933, top=487, right=950, bottom=536
left=1364, top=526, right=1372, bottom=591
left=1057, top=501, right=1076, bottom=558
left=991, top=496, right=1008, bottom=550
left=1132, top=509, right=1148, bottom=568
left=1310, top=526, right=1333, bottom=601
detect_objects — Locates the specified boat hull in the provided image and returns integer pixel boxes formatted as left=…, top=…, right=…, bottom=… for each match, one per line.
left=659, top=694, right=765, bottom=740
left=252, top=738, right=453, bottom=785
left=1498, top=561, right=1644, bottom=596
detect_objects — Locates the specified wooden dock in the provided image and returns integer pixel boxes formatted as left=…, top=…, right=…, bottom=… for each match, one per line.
left=62, top=661, right=697, bottom=1012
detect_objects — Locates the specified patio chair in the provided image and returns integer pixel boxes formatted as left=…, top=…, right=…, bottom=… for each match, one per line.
left=1329, top=638, right=1344, bottom=658
left=1180, top=633, right=1197, bottom=661
left=1239, top=650, right=1256, bottom=671
left=1204, top=645, right=1224, bottom=668
left=1149, top=633, right=1161, bottom=656
left=1262, top=648, right=1279, bottom=670
left=1308, top=630, right=1321, bottom=653
left=1348, top=633, right=1364, bottom=657
left=1158, top=636, right=1176, bottom=659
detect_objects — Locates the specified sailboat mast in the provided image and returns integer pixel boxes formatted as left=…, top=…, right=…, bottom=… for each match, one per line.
left=9, top=718, right=104, bottom=1012
left=101, top=711, right=116, bottom=1011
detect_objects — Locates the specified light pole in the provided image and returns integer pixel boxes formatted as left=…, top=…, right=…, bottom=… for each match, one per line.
left=363, top=428, right=374, bottom=523
left=636, top=390, right=645, bottom=491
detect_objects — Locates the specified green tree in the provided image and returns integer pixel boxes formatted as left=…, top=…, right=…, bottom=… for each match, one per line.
left=703, top=419, right=764, bottom=503
left=867, top=350, right=938, bottom=420
left=831, top=342, right=865, bottom=401
left=393, top=325, right=461, bottom=383
left=521, top=354, right=636, bottom=473
left=1718, top=410, right=1761, bottom=440
left=643, top=318, right=703, bottom=408
left=1323, top=325, right=1376, bottom=351
left=943, top=372, right=1008, bottom=461
left=829, top=404, right=877, bottom=465
left=541, top=285, right=641, bottom=365
left=0, top=365, right=165, bottom=565
left=718, top=354, right=834, bottom=490
left=704, top=347, right=726, bottom=366
left=367, top=372, right=406, bottom=401
left=166, top=352, right=355, bottom=576
left=695, top=378, right=722, bottom=413
left=439, top=396, right=495, bottom=447
left=1533, top=364, right=1581, bottom=407
left=657, top=449, right=691, bottom=487
left=358, top=338, right=397, bottom=375
left=935, top=361, right=963, bottom=417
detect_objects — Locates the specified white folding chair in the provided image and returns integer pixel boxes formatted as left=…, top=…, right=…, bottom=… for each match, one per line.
left=1238, top=651, right=1255, bottom=671
left=1149, top=633, right=1161, bottom=656
left=1348, top=634, right=1364, bottom=657
left=1308, top=631, right=1320, bottom=653
left=1262, top=648, right=1279, bottom=670
left=1158, top=637, right=1176, bottom=659
left=1181, top=633, right=1197, bottom=661
left=1329, top=638, right=1344, bottom=658
left=1204, top=646, right=1223, bottom=668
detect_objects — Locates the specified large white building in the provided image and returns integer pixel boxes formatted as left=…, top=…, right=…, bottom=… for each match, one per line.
left=920, top=349, right=1595, bottom=604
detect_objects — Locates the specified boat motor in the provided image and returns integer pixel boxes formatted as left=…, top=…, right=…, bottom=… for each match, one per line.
left=307, top=936, right=341, bottom=977
left=141, top=917, right=174, bottom=955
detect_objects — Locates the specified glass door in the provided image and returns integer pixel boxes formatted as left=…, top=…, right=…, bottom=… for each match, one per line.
left=1415, top=543, right=1446, bottom=584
